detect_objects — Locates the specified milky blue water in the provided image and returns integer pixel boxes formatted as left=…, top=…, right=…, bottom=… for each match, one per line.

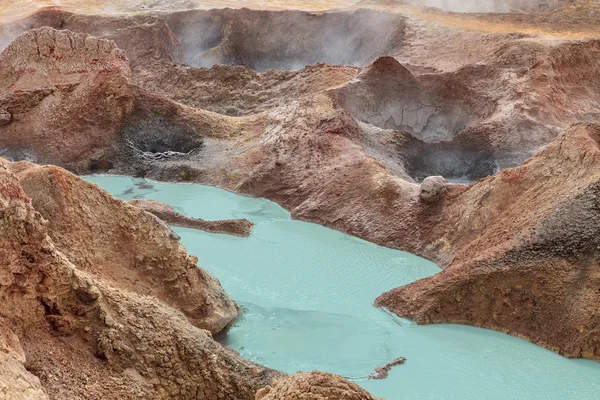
left=87, top=175, right=600, bottom=400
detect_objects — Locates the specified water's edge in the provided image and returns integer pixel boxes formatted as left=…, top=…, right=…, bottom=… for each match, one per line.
left=86, top=175, right=600, bottom=400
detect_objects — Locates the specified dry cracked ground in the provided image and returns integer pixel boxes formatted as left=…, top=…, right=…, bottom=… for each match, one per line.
left=1, top=0, right=600, bottom=398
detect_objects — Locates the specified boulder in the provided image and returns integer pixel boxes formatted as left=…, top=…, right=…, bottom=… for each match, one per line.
left=0, top=109, right=11, bottom=126
left=419, top=176, right=448, bottom=203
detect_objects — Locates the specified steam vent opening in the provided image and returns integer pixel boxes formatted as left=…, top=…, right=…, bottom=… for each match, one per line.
left=330, top=56, right=504, bottom=184
left=123, top=119, right=204, bottom=160
left=166, top=9, right=408, bottom=71
left=403, top=144, right=499, bottom=184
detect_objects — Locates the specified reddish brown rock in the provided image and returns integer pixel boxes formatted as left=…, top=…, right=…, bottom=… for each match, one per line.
left=0, top=26, right=233, bottom=174
left=377, top=123, right=600, bottom=361
left=129, top=198, right=254, bottom=237
left=368, top=357, right=406, bottom=380
left=0, top=0, right=599, bottom=369
left=11, top=162, right=237, bottom=334
left=0, top=153, right=372, bottom=399
left=255, top=372, right=380, bottom=400
left=0, top=157, right=282, bottom=399
left=0, top=26, right=134, bottom=168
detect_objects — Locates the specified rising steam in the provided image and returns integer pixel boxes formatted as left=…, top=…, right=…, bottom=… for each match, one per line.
left=404, top=0, right=573, bottom=13
left=166, top=9, right=408, bottom=71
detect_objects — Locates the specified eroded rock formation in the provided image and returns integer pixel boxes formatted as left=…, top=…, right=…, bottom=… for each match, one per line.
left=0, top=329, right=48, bottom=400
left=255, top=372, right=380, bottom=400
left=0, top=24, right=231, bottom=174
left=378, top=123, right=600, bottom=360
left=11, top=162, right=238, bottom=333
left=129, top=198, right=254, bottom=236
left=332, top=56, right=493, bottom=142
left=0, top=158, right=285, bottom=399
left=0, top=27, right=134, bottom=168
left=394, top=0, right=575, bottom=13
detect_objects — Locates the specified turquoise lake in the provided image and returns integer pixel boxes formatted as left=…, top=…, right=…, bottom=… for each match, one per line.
left=87, top=175, right=600, bottom=400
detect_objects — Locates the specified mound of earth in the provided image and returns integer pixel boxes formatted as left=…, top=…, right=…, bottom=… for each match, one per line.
left=11, top=162, right=238, bottom=333
left=0, top=26, right=133, bottom=168
left=332, top=56, right=494, bottom=142
left=129, top=198, right=254, bottom=236
left=0, top=26, right=240, bottom=174
left=333, top=40, right=600, bottom=181
left=255, top=372, right=380, bottom=400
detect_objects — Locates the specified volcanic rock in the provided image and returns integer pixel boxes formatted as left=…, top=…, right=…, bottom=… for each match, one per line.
left=0, top=0, right=600, bottom=368
left=419, top=176, right=448, bottom=203
left=0, top=153, right=376, bottom=399
left=0, top=26, right=230, bottom=174
left=0, top=109, right=11, bottom=126
left=0, top=26, right=134, bottom=168
left=164, top=8, right=407, bottom=71
left=377, top=123, right=600, bottom=361
left=255, top=372, right=380, bottom=400
left=368, top=356, right=406, bottom=380
left=0, top=157, right=287, bottom=399
left=10, top=162, right=237, bottom=333
left=332, top=56, right=493, bottom=142
left=129, top=198, right=254, bottom=237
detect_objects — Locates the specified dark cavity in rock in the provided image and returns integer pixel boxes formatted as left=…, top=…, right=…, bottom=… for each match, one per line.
left=122, top=118, right=204, bottom=161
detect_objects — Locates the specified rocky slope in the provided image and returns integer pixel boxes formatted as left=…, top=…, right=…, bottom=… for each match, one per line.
left=11, top=162, right=238, bottom=333
left=0, top=157, right=278, bottom=399
left=0, top=22, right=235, bottom=174
left=4, top=7, right=600, bottom=181
left=1, top=157, right=378, bottom=399
left=377, top=123, right=600, bottom=360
